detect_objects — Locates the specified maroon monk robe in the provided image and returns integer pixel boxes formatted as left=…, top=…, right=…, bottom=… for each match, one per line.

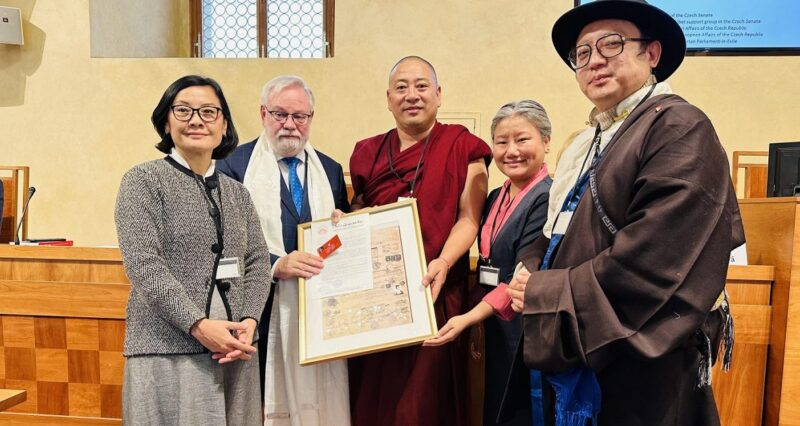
left=348, top=122, right=491, bottom=426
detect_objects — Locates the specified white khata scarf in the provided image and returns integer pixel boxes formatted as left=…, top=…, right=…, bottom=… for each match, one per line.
left=243, top=130, right=350, bottom=426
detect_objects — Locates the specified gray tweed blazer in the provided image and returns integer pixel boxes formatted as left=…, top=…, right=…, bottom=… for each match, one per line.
left=115, top=158, right=271, bottom=357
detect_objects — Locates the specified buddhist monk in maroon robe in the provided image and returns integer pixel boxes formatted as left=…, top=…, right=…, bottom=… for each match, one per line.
left=347, top=56, right=491, bottom=426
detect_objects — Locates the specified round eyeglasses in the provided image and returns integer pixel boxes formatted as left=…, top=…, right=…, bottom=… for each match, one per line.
left=170, top=105, right=222, bottom=122
left=266, top=110, right=313, bottom=125
left=569, top=33, right=650, bottom=70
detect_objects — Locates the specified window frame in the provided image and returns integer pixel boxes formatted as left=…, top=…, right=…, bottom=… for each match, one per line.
left=189, top=0, right=334, bottom=58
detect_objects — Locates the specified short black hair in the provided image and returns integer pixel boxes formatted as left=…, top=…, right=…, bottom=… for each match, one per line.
left=152, top=75, right=239, bottom=159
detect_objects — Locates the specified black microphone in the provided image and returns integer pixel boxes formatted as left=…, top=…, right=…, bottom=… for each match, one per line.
left=14, top=186, right=36, bottom=245
left=206, top=178, right=219, bottom=189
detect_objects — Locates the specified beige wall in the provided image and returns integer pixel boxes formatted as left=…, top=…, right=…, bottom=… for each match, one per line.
left=2, top=0, right=800, bottom=246
left=90, top=0, right=191, bottom=58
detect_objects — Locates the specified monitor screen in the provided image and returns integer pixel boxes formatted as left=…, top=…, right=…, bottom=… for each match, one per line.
left=767, top=142, right=800, bottom=197
left=573, top=0, right=800, bottom=55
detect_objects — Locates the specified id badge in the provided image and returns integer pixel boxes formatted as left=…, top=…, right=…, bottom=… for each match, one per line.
left=478, top=265, right=501, bottom=287
left=398, top=196, right=414, bottom=202
left=553, top=211, right=574, bottom=235
left=216, top=257, right=243, bottom=280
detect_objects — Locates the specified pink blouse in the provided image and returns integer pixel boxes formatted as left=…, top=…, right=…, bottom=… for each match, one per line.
left=479, top=164, right=549, bottom=320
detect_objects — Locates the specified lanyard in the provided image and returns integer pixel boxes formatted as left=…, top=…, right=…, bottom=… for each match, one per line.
left=387, top=131, right=432, bottom=198
left=489, top=185, right=515, bottom=244
left=192, top=173, right=225, bottom=254
left=565, top=125, right=603, bottom=216
left=552, top=83, right=658, bottom=239
left=480, top=185, right=513, bottom=266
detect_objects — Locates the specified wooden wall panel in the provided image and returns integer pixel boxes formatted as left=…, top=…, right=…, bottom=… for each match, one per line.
left=0, top=413, right=120, bottom=425
left=37, top=382, right=68, bottom=415
left=0, top=246, right=128, bottom=423
left=0, top=240, right=781, bottom=425
left=713, top=344, right=769, bottom=426
left=35, top=350, right=68, bottom=383
left=0, top=281, right=129, bottom=319
left=711, top=265, right=774, bottom=426
left=0, top=315, right=125, bottom=420
left=99, top=385, right=122, bottom=419
left=738, top=198, right=797, bottom=426
left=777, top=206, right=800, bottom=426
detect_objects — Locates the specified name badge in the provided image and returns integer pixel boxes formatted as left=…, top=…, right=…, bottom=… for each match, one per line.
left=216, top=257, right=242, bottom=280
left=479, top=265, right=501, bottom=287
left=398, top=196, right=414, bottom=202
left=552, top=211, right=574, bottom=235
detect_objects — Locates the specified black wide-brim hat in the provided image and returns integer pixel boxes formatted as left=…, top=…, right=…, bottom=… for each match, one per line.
left=551, top=0, right=686, bottom=81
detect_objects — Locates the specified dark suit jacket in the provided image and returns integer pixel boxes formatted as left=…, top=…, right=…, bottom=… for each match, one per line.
left=217, top=139, right=348, bottom=396
left=217, top=138, right=350, bottom=261
left=478, top=177, right=551, bottom=426
left=477, top=176, right=552, bottom=284
left=217, top=139, right=350, bottom=330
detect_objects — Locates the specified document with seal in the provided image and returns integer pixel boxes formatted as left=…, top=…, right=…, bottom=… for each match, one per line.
left=308, top=213, right=373, bottom=297
left=298, top=200, right=437, bottom=365
left=319, top=224, right=413, bottom=340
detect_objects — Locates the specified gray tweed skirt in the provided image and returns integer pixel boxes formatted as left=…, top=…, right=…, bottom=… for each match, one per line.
left=122, top=288, right=261, bottom=425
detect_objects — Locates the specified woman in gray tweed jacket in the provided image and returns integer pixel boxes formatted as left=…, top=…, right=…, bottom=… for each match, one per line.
left=115, top=75, right=271, bottom=425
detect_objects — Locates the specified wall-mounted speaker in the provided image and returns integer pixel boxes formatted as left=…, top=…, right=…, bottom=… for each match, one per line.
left=0, top=6, right=24, bottom=45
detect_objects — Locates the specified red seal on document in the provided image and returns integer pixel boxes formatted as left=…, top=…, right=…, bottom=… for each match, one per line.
left=317, top=234, right=342, bottom=259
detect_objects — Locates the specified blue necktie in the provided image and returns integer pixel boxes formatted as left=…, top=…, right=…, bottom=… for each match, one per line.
left=283, top=157, right=304, bottom=215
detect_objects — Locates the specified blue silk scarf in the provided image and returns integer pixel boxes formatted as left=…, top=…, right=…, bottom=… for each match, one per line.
left=532, top=133, right=602, bottom=426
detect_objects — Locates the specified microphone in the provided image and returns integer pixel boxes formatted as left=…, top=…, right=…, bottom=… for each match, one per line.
left=206, top=178, right=219, bottom=189
left=14, top=186, right=36, bottom=245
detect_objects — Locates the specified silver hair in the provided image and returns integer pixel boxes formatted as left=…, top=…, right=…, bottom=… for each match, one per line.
left=388, top=56, right=439, bottom=87
left=490, top=100, right=552, bottom=140
left=260, top=75, right=316, bottom=110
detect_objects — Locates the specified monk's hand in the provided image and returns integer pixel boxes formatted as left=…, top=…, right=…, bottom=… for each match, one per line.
left=273, top=250, right=324, bottom=280
left=191, top=319, right=256, bottom=363
left=350, top=194, right=366, bottom=211
left=330, top=209, right=345, bottom=225
left=212, top=318, right=258, bottom=363
left=423, top=314, right=469, bottom=347
left=508, top=266, right=530, bottom=313
left=422, top=258, right=450, bottom=303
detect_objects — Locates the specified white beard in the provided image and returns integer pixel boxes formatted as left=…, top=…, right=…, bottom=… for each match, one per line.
left=266, top=132, right=306, bottom=158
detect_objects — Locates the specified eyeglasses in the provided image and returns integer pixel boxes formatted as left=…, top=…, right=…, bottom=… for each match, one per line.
left=266, top=110, right=313, bottom=125
left=170, top=105, right=222, bottom=122
left=568, top=33, right=650, bottom=70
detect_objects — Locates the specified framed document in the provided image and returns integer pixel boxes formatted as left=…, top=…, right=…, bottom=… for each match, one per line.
left=298, top=199, right=437, bottom=365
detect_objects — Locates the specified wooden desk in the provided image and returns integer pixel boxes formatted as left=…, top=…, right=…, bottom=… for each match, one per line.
left=0, top=245, right=779, bottom=425
left=738, top=197, right=800, bottom=426
left=712, top=264, right=774, bottom=426
left=0, top=389, right=26, bottom=412
left=0, top=166, right=30, bottom=244
left=0, top=246, right=126, bottom=425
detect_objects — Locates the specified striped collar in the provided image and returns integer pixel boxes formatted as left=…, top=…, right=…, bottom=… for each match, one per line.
left=589, top=74, right=658, bottom=131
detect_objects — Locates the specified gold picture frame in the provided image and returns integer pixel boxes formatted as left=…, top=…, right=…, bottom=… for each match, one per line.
left=298, top=199, right=437, bottom=365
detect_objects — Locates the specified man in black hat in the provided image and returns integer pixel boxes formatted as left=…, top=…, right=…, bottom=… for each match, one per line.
left=506, top=1, right=744, bottom=425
